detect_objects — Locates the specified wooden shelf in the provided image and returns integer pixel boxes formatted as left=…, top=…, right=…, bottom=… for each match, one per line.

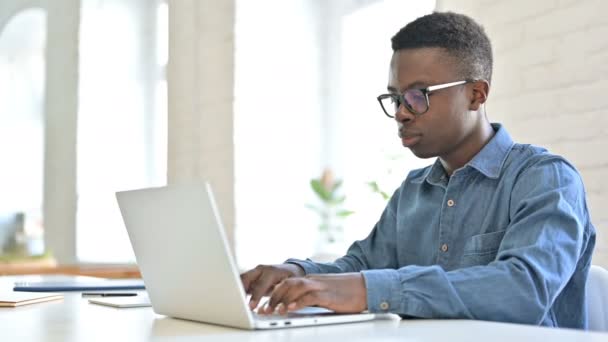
left=0, top=259, right=141, bottom=279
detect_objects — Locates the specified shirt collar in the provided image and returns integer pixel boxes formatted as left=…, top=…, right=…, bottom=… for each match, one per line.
left=410, top=123, right=514, bottom=184
left=466, top=123, right=514, bottom=179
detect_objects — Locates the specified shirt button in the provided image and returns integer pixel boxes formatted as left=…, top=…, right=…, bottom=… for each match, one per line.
left=441, top=243, right=449, bottom=252
left=380, top=301, right=390, bottom=310
left=447, top=199, right=455, bottom=207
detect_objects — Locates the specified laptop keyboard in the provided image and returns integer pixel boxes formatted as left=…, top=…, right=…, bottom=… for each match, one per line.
left=253, top=306, right=335, bottom=320
left=254, top=312, right=306, bottom=320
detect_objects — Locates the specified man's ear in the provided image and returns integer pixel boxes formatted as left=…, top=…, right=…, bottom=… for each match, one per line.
left=469, top=80, right=490, bottom=111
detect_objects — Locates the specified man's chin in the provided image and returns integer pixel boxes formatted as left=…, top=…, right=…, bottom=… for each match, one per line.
left=407, top=145, right=435, bottom=159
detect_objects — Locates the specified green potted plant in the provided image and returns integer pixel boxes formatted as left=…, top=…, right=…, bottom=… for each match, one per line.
left=306, top=169, right=354, bottom=261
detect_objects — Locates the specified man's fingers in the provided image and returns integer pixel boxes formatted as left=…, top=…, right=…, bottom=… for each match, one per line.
left=279, top=278, right=321, bottom=310
left=287, top=292, right=320, bottom=312
left=240, top=268, right=261, bottom=293
left=248, top=284, right=266, bottom=310
left=264, top=279, right=290, bottom=313
left=263, top=279, right=285, bottom=313
left=240, top=264, right=306, bottom=311
left=249, top=274, right=283, bottom=310
left=266, top=278, right=321, bottom=315
left=240, top=265, right=274, bottom=309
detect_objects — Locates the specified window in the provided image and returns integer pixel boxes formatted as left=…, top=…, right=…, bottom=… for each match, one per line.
left=76, top=0, right=167, bottom=263
left=234, top=0, right=435, bottom=269
left=334, top=0, right=436, bottom=242
left=234, top=0, right=324, bottom=269
left=0, top=9, right=47, bottom=255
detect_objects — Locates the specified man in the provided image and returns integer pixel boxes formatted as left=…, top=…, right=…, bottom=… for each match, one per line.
left=240, top=12, right=596, bottom=329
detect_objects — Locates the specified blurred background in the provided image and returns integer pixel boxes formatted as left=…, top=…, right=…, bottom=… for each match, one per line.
left=0, top=0, right=606, bottom=275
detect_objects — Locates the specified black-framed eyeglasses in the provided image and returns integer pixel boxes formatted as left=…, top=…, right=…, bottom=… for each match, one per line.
left=377, top=80, right=472, bottom=118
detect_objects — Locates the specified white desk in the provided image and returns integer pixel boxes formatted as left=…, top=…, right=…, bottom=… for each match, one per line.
left=1, top=276, right=607, bottom=342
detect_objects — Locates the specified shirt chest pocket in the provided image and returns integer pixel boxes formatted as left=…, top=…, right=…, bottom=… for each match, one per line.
left=460, top=229, right=506, bottom=267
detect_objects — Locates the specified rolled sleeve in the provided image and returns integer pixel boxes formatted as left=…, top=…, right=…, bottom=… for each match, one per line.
left=284, top=258, right=328, bottom=275
left=361, top=269, right=402, bottom=313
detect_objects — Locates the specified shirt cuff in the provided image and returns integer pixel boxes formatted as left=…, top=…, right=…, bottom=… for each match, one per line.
left=284, top=258, right=321, bottom=275
left=361, top=269, right=402, bottom=313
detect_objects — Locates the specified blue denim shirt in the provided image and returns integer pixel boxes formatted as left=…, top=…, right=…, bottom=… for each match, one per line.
left=287, top=123, right=596, bottom=329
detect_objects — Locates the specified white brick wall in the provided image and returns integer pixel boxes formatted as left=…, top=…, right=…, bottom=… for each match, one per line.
left=437, top=0, right=608, bottom=267
left=167, top=0, right=236, bottom=249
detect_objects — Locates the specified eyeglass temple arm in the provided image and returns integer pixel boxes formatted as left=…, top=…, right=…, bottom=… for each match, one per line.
left=426, top=80, right=469, bottom=92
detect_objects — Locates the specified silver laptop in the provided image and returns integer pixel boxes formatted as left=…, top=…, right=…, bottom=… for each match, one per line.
left=116, top=182, right=376, bottom=329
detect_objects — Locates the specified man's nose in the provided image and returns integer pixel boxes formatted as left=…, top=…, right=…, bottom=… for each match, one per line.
left=394, top=104, right=415, bottom=123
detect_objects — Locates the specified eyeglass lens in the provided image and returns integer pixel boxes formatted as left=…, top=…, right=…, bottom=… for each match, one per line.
left=403, top=89, right=427, bottom=114
left=381, top=89, right=428, bottom=116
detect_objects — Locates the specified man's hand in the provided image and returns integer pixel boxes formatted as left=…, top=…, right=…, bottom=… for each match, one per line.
left=240, top=264, right=305, bottom=310
left=260, top=273, right=367, bottom=315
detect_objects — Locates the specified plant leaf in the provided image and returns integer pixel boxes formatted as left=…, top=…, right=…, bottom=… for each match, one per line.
left=331, top=179, right=343, bottom=193
left=329, top=195, right=346, bottom=205
left=336, top=210, right=355, bottom=217
left=305, top=203, right=323, bottom=214
left=367, top=181, right=380, bottom=192
left=367, top=181, right=390, bottom=201
left=311, top=179, right=331, bottom=202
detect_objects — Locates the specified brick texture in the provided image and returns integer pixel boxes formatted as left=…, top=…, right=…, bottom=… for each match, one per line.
left=167, top=0, right=236, bottom=249
left=437, top=0, right=608, bottom=268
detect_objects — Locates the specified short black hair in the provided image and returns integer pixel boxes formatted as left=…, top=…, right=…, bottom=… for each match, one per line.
left=391, top=12, right=493, bottom=83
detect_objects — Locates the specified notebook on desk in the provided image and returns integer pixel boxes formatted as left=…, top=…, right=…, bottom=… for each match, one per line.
left=0, top=292, right=63, bottom=307
left=88, top=293, right=151, bottom=308
left=116, top=182, right=379, bottom=330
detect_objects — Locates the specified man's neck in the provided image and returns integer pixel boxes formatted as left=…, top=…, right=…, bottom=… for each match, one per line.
left=440, top=121, right=495, bottom=176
